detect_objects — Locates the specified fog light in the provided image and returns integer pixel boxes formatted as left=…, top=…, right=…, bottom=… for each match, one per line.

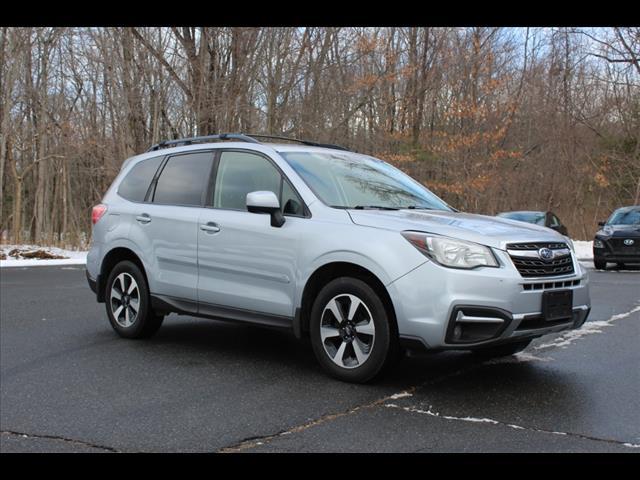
left=453, top=325, right=463, bottom=340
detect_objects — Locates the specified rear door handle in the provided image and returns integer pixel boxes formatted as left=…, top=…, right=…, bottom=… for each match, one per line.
left=136, top=214, right=151, bottom=224
left=200, top=222, right=220, bottom=233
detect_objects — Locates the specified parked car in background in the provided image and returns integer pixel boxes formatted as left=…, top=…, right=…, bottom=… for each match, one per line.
left=593, top=205, right=640, bottom=270
left=86, top=133, right=591, bottom=383
left=496, top=211, right=568, bottom=236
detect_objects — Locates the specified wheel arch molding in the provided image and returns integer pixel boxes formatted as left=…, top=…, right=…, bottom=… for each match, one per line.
left=294, top=260, right=398, bottom=341
left=98, top=245, right=149, bottom=303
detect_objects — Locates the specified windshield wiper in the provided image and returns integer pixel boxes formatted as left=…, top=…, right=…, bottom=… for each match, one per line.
left=353, top=205, right=400, bottom=210
left=403, top=206, right=435, bottom=210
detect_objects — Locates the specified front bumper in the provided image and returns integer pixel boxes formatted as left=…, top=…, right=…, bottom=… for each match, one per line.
left=593, top=248, right=640, bottom=263
left=387, top=249, right=591, bottom=350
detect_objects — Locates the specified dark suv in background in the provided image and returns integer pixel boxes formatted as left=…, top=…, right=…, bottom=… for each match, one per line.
left=593, top=205, right=640, bottom=270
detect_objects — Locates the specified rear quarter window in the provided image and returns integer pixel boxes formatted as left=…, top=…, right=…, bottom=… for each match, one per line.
left=153, top=152, right=214, bottom=206
left=118, top=156, right=164, bottom=202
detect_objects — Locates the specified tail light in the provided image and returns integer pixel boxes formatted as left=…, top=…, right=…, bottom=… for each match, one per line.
left=92, top=204, right=107, bottom=225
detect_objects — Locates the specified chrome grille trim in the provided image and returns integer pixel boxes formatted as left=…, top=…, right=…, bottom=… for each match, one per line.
left=507, top=242, right=576, bottom=278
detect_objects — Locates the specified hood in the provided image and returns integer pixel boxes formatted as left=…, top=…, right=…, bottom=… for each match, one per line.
left=596, top=224, right=640, bottom=237
left=348, top=209, right=566, bottom=250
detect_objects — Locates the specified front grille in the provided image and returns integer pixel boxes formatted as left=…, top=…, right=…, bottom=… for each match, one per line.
left=606, top=238, right=640, bottom=255
left=507, top=242, right=575, bottom=278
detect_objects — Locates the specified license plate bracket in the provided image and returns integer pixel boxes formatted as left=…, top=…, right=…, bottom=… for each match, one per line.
left=542, top=290, right=573, bottom=322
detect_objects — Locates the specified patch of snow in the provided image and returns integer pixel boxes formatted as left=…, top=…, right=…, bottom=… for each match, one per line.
left=573, top=240, right=593, bottom=260
left=388, top=404, right=501, bottom=426
left=534, top=305, right=640, bottom=351
left=0, top=244, right=87, bottom=268
left=388, top=391, right=413, bottom=400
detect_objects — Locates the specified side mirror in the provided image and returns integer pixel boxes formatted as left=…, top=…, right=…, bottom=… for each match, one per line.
left=598, top=221, right=605, bottom=227
left=246, top=191, right=285, bottom=228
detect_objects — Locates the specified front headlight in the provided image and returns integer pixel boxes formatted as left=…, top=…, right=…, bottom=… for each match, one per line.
left=594, top=238, right=604, bottom=248
left=401, top=232, right=499, bottom=269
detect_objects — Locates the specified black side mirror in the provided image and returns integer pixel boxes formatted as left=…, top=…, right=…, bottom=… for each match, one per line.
left=246, top=191, right=286, bottom=228
left=598, top=221, right=606, bottom=227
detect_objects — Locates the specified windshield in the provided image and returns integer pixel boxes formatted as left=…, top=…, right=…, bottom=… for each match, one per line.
left=607, top=207, right=640, bottom=225
left=497, top=212, right=546, bottom=225
left=280, top=151, right=452, bottom=211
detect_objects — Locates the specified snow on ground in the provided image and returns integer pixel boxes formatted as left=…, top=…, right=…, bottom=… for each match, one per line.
left=573, top=240, right=593, bottom=261
left=0, top=245, right=87, bottom=268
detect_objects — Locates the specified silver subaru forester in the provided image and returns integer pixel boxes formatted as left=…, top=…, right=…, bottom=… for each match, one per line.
left=86, top=134, right=591, bottom=383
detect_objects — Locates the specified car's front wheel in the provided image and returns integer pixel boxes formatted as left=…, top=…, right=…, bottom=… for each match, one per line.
left=309, top=277, right=397, bottom=383
left=105, top=260, right=163, bottom=339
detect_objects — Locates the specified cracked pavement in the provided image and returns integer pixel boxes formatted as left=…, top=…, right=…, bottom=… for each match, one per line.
left=1, top=264, right=638, bottom=452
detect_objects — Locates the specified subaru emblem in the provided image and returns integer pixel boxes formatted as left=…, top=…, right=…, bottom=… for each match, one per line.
left=624, top=239, right=635, bottom=246
left=538, top=247, right=554, bottom=261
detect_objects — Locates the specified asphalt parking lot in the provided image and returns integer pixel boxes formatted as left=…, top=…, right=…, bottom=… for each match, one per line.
left=1, top=264, right=638, bottom=453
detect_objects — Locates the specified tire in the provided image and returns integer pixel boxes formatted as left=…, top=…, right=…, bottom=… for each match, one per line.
left=594, top=258, right=606, bottom=270
left=471, top=339, right=531, bottom=359
left=104, top=260, right=163, bottom=339
left=309, top=277, right=397, bottom=383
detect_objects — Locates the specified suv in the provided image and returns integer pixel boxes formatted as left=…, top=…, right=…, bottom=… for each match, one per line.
left=86, top=134, right=591, bottom=383
left=593, top=205, right=640, bottom=270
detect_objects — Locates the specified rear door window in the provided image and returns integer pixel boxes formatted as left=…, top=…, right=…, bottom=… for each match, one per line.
left=118, top=156, right=163, bottom=202
left=153, top=152, right=214, bottom=206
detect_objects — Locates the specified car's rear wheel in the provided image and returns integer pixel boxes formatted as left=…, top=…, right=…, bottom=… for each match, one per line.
left=594, top=258, right=607, bottom=270
left=471, top=339, right=531, bottom=359
left=309, top=277, right=397, bottom=383
left=105, top=260, right=163, bottom=339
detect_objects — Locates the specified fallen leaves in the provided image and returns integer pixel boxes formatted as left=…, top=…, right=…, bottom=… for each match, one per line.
left=4, top=248, right=68, bottom=260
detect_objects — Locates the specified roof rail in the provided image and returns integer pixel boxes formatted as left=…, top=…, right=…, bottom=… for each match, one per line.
left=146, top=133, right=259, bottom=152
left=245, top=134, right=350, bottom=152
left=146, top=133, right=350, bottom=152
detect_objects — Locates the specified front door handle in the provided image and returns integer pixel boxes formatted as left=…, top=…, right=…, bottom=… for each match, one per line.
left=136, top=214, right=151, bottom=224
left=200, top=222, right=220, bottom=233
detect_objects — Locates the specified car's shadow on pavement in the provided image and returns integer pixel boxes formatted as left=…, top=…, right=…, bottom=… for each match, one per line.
left=137, top=316, right=570, bottom=396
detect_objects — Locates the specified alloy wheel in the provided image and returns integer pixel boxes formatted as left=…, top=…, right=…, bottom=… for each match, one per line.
left=320, top=294, right=375, bottom=369
left=110, top=272, right=140, bottom=328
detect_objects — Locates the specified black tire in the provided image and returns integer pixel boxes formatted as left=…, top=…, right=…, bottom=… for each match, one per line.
left=594, top=258, right=607, bottom=270
left=104, top=260, right=163, bottom=339
left=309, top=277, right=397, bottom=383
left=471, top=339, right=531, bottom=359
